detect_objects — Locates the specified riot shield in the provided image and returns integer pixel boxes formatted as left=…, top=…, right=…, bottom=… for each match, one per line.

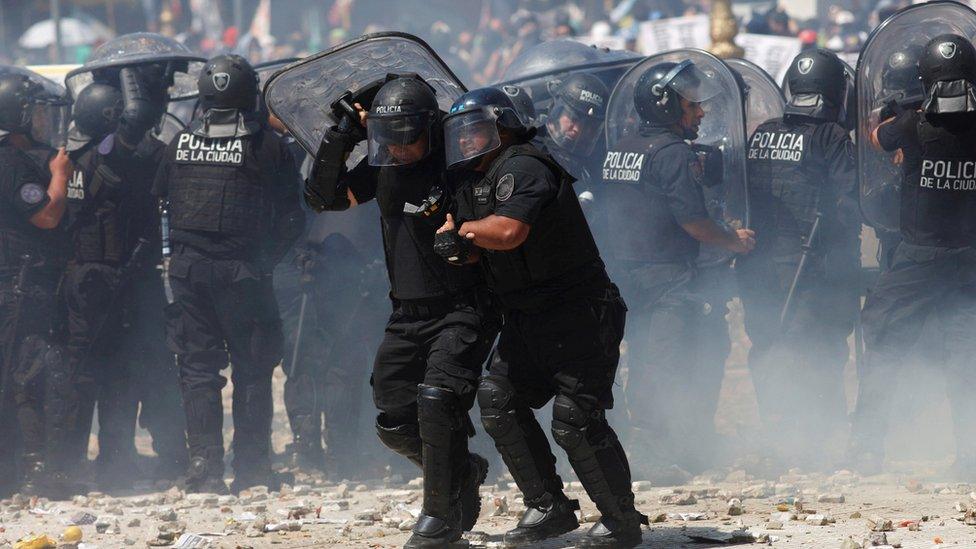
left=494, top=40, right=641, bottom=184
left=263, top=32, right=466, bottom=156
left=65, top=33, right=205, bottom=102
left=856, top=1, right=976, bottom=232
left=606, top=49, right=749, bottom=230
left=0, top=65, right=70, bottom=148
left=726, top=58, right=786, bottom=136
left=494, top=39, right=642, bottom=107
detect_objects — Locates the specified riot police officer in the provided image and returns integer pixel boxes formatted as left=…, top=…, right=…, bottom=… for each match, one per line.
left=435, top=87, right=647, bottom=548
left=538, top=73, right=609, bottom=183
left=0, top=72, right=74, bottom=496
left=600, top=58, right=755, bottom=481
left=304, top=75, right=496, bottom=547
left=62, top=67, right=183, bottom=490
left=153, top=54, right=304, bottom=494
left=850, top=34, right=976, bottom=477
left=736, top=49, right=861, bottom=471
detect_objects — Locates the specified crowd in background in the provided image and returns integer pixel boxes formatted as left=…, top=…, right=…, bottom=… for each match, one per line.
left=0, top=0, right=918, bottom=82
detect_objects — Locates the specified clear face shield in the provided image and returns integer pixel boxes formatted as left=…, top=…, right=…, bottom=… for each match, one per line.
left=365, top=112, right=434, bottom=167
left=669, top=63, right=725, bottom=104
left=29, top=96, right=70, bottom=148
left=546, top=101, right=604, bottom=156
left=444, top=108, right=502, bottom=169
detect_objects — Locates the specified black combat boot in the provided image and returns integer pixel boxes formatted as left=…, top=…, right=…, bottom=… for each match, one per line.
left=288, top=414, right=326, bottom=473
left=183, top=389, right=228, bottom=494
left=405, top=386, right=471, bottom=548
left=504, top=491, right=581, bottom=545
left=550, top=396, right=646, bottom=548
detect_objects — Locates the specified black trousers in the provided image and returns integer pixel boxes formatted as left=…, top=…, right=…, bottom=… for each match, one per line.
left=852, top=243, right=976, bottom=458
left=166, top=249, right=283, bottom=476
left=616, top=261, right=707, bottom=469
left=0, top=267, right=69, bottom=476
left=371, top=297, right=498, bottom=427
left=736, top=236, right=859, bottom=461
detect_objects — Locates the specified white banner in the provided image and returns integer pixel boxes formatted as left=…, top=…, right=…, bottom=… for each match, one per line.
left=638, top=14, right=710, bottom=55
left=737, top=33, right=802, bottom=84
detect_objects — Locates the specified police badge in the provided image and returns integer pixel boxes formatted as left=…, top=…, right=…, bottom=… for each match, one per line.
left=496, top=173, right=515, bottom=202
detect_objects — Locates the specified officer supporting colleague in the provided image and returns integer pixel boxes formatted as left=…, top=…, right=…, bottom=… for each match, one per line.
left=435, top=86, right=647, bottom=548
left=736, top=48, right=861, bottom=471
left=0, top=72, right=73, bottom=497
left=599, top=60, right=755, bottom=480
left=849, top=34, right=976, bottom=478
left=152, top=54, right=305, bottom=494
left=303, top=74, right=497, bottom=547
left=62, top=65, right=183, bottom=491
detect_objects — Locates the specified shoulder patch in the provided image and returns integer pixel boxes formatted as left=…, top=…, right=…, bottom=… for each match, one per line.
left=496, top=173, right=515, bottom=202
left=19, top=183, right=45, bottom=205
left=689, top=157, right=704, bottom=183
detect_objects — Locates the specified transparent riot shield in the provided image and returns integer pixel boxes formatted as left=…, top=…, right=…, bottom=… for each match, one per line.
left=65, top=33, right=206, bottom=102
left=726, top=58, right=786, bottom=136
left=263, top=32, right=466, bottom=156
left=856, top=0, right=976, bottom=232
left=607, top=49, right=749, bottom=229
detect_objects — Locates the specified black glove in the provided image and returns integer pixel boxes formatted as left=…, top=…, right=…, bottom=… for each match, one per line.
left=434, top=231, right=473, bottom=265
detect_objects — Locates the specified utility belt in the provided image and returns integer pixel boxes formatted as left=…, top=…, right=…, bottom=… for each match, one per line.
left=393, top=286, right=492, bottom=320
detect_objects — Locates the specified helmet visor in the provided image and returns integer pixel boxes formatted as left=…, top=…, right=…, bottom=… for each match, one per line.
left=670, top=64, right=724, bottom=103
left=366, top=113, right=433, bottom=167
left=444, top=109, right=501, bottom=169
left=547, top=102, right=603, bottom=156
left=29, top=98, right=70, bottom=148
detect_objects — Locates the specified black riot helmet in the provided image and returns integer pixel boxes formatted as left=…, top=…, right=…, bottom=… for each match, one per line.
left=72, top=83, right=123, bottom=140
left=444, top=86, right=527, bottom=169
left=918, top=34, right=976, bottom=114
left=198, top=54, right=259, bottom=111
left=784, top=49, right=848, bottom=121
left=0, top=74, right=44, bottom=135
left=366, top=74, right=441, bottom=167
left=882, top=44, right=925, bottom=99
left=545, top=73, right=608, bottom=156
left=634, top=60, right=723, bottom=127
left=499, top=84, right=537, bottom=127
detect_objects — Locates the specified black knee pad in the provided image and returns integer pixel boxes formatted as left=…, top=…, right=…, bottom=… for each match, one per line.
left=551, top=394, right=598, bottom=451
left=375, top=413, right=422, bottom=464
left=417, top=384, right=465, bottom=431
left=477, top=375, right=518, bottom=438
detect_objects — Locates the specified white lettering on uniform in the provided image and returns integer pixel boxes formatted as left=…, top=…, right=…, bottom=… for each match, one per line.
left=175, top=134, right=244, bottom=165
left=602, top=150, right=645, bottom=183
left=67, top=170, right=85, bottom=200
left=747, top=131, right=804, bottom=162
left=919, top=159, right=976, bottom=191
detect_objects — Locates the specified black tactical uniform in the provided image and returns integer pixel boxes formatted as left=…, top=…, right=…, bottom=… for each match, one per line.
left=0, top=72, right=72, bottom=497
left=439, top=87, right=644, bottom=548
left=737, top=49, right=861, bottom=470
left=304, top=75, right=497, bottom=547
left=850, top=35, right=976, bottom=476
left=153, top=55, right=304, bottom=494
left=63, top=74, right=187, bottom=489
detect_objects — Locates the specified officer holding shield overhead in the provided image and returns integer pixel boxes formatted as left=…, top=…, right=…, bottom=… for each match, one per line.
left=736, top=49, right=861, bottom=472
left=303, top=74, right=497, bottom=547
left=153, top=54, right=305, bottom=494
left=0, top=70, right=73, bottom=497
left=850, top=34, right=976, bottom=477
